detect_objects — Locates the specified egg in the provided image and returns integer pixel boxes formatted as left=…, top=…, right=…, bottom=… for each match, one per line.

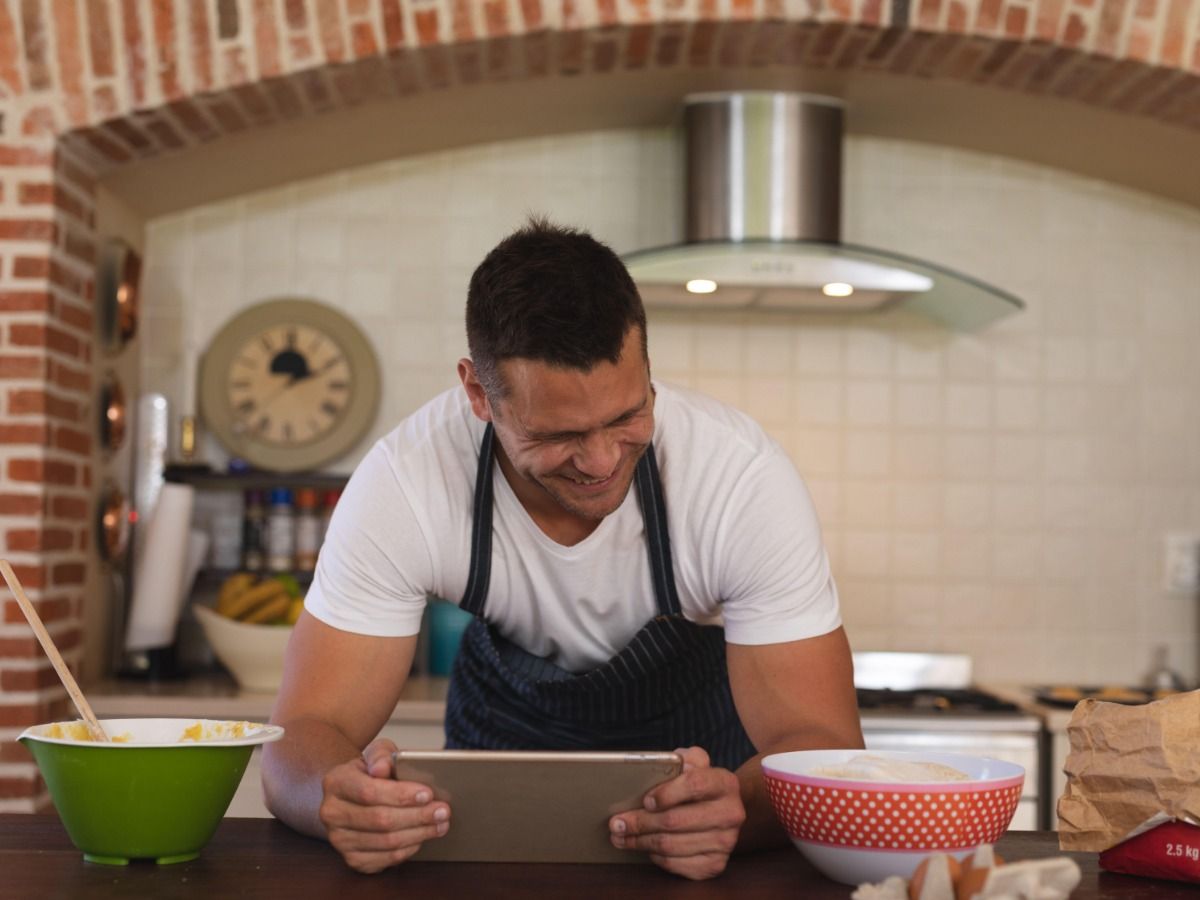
left=957, top=844, right=1005, bottom=900
left=909, top=853, right=961, bottom=900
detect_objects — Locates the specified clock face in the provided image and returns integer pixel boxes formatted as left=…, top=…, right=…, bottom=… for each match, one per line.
left=199, top=299, right=381, bottom=473
left=227, top=323, right=353, bottom=447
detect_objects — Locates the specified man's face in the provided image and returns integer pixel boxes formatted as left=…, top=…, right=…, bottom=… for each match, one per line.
left=469, top=328, right=655, bottom=524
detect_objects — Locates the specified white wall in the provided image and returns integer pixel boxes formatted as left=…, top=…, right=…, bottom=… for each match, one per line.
left=141, top=128, right=1200, bottom=687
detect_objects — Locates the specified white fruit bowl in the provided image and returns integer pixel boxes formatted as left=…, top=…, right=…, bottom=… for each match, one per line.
left=193, top=604, right=293, bottom=692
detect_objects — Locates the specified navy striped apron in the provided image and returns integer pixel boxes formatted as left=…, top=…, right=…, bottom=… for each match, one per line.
left=443, top=424, right=757, bottom=772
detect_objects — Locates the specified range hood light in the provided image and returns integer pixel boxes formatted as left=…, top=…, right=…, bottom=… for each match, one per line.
left=624, top=92, right=1024, bottom=330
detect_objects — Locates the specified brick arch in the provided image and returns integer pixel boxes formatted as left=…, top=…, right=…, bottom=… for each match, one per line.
left=21, top=2, right=1200, bottom=173
left=0, top=0, right=1198, bottom=808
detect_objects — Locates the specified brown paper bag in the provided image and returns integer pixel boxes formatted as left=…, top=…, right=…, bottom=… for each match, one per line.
left=1057, top=689, right=1200, bottom=852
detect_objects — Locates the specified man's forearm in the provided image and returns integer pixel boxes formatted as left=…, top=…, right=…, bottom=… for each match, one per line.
left=734, top=722, right=867, bottom=852
left=734, top=752, right=790, bottom=851
left=261, top=716, right=362, bottom=839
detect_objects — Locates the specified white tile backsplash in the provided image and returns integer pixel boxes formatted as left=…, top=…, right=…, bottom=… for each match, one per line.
left=945, top=434, right=993, bottom=479
left=845, top=329, right=894, bottom=377
left=892, top=483, right=943, bottom=528
left=846, top=382, right=893, bottom=427
left=892, top=433, right=945, bottom=480
left=995, top=385, right=1040, bottom=430
left=793, top=379, right=844, bottom=425
left=744, top=326, right=795, bottom=375
left=944, top=384, right=992, bottom=430
left=142, top=127, right=1200, bottom=686
left=891, top=533, right=942, bottom=579
left=842, top=482, right=893, bottom=526
left=894, top=382, right=943, bottom=428
left=844, top=430, right=892, bottom=477
left=742, top=376, right=794, bottom=427
left=794, top=326, right=845, bottom=374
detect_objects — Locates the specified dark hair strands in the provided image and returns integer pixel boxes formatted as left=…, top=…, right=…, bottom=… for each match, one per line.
left=466, top=215, right=647, bottom=398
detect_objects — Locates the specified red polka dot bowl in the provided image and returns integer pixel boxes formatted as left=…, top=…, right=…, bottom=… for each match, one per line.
left=762, top=749, right=1024, bottom=886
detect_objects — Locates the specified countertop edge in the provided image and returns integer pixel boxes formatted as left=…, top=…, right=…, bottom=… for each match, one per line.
left=85, top=677, right=1077, bottom=731
left=88, top=674, right=449, bottom=724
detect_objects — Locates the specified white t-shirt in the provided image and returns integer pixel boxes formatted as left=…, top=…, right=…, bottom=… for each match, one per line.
left=306, top=381, right=840, bottom=672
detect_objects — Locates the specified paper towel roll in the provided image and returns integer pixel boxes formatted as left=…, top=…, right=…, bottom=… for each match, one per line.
left=125, top=483, right=204, bottom=652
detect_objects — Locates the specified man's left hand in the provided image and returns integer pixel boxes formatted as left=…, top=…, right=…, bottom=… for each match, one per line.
left=608, top=746, right=746, bottom=880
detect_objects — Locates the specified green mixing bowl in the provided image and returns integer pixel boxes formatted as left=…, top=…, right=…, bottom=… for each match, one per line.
left=19, top=717, right=284, bottom=865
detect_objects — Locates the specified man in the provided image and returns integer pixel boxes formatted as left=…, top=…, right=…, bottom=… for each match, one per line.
left=262, top=218, right=863, bottom=881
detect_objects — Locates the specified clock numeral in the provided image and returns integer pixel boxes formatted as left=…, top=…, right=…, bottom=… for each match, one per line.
left=320, top=401, right=342, bottom=417
left=230, top=379, right=251, bottom=390
left=313, top=355, right=345, bottom=377
left=283, top=422, right=294, bottom=443
left=285, top=327, right=297, bottom=349
left=256, top=415, right=271, bottom=434
left=327, top=380, right=349, bottom=391
left=308, top=418, right=321, bottom=435
left=236, top=399, right=256, bottom=415
left=261, top=334, right=274, bottom=353
left=236, top=356, right=256, bottom=369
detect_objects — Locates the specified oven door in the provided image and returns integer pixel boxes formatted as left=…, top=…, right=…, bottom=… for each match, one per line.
left=861, top=723, right=1044, bottom=830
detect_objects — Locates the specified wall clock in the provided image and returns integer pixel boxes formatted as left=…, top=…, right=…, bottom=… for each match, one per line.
left=198, top=298, right=381, bottom=473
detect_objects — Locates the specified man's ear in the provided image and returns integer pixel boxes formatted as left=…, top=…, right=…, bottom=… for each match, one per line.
left=458, top=359, right=494, bottom=422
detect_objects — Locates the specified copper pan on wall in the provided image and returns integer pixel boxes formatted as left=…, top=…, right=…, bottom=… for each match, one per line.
left=96, top=482, right=131, bottom=565
left=97, top=239, right=141, bottom=356
left=98, top=371, right=126, bottom=454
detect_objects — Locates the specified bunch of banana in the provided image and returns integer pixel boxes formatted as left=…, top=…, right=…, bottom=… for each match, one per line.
left=216, top=573, right=303, bottom=625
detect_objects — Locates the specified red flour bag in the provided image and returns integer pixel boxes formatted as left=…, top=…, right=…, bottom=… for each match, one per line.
left=1057, top=690, right=1200, bottom=884
left=1099, top=821, right=1200, bottom=883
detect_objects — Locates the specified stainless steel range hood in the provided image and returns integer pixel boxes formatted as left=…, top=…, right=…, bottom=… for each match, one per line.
left=624, top=93, right=1024, bottom=329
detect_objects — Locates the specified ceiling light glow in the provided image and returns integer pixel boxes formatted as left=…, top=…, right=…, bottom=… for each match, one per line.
left=822, top=282, right=854, bottom=297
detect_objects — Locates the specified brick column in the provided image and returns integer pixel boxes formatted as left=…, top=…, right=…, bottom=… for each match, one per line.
left=0, top=110, right=95, bottom=811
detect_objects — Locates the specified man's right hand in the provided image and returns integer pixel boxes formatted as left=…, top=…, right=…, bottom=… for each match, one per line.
left=318, top=737, right=451, bottom=874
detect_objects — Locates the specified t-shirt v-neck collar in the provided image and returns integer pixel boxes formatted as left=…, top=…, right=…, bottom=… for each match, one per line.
left=490, top=458, right=634, bottom=556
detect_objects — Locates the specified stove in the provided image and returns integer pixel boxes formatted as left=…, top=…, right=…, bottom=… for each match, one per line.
left=852, top=653, right=1047, bottom=830
left=856, top=687, right=1022, bottom=715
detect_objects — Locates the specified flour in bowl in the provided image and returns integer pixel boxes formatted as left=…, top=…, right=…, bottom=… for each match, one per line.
left=809, top=754, right=970, bottom=782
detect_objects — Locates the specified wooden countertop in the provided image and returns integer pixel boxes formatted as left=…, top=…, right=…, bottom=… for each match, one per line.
left=0, top=817, right=1187, bottom=899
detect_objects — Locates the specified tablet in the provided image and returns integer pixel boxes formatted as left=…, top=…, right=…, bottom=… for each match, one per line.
left=391, top=749, right=683, bottom=864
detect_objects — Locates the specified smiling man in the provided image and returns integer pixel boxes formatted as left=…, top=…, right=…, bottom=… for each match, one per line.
left=262, top=218, right=863, bottom=880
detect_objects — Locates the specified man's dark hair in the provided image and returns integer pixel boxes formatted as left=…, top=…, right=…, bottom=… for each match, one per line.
left=466, top=216, right=647, bottom=398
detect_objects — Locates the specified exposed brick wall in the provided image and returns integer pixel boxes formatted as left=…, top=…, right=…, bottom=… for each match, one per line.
left=0, top=126, right=95, bottom=811
left=0, top=0, right=1197, bottom=809
left=12, top=0, right=1200, bottom=177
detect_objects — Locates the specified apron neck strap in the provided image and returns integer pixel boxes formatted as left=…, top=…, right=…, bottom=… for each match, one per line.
left=633, top=444, right=682, bottom=617
left=459, top=423, right=497, bottom=616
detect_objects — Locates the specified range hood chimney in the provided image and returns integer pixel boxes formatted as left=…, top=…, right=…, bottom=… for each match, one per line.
left=624, top=92, right=1023, bottom=329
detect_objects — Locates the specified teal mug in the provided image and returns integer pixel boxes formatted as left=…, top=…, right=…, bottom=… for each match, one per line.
left=428, top=601, right=473, bottom=676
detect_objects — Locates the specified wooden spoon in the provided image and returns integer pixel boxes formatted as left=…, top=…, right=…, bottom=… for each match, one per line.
left=0, top=559, right=108, bottom=742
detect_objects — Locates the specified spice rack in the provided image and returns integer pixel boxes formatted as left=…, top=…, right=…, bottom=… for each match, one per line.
left=163, top=465, right=349, bottom=580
